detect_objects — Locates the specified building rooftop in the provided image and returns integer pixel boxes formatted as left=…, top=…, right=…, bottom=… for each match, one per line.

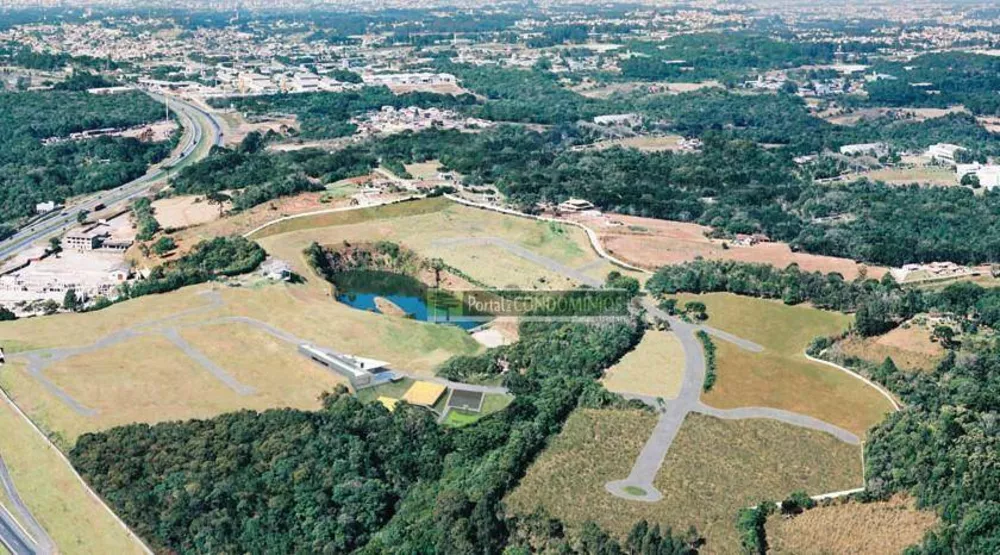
left=402, top=382, right=447, bottom=407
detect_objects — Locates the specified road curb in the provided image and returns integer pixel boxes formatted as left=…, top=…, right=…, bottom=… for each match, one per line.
left=0, top=388, right=155, bottom=555
left=804, top=352, right=902, bottom=412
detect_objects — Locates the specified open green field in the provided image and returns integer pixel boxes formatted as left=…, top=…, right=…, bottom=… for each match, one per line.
left=0, top=394, right=147, bottom=554
left=601, top=330, right=685, bottom=399
left=0, top=283, right=481, bottom=446
left=251, top=198, right=618, bottom=290
left=507, top=409, right=861, bottom=554
left=672, top=293, right=893, bottom=436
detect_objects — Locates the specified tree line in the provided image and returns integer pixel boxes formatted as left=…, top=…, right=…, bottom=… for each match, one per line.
left=69, top=302, right=712, bottom=553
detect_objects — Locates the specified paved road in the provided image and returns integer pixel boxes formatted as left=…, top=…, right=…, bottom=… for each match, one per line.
left=605, top=315, right=706, bottom=502
left=605, top=298, right=863, bottom=502
left=693, top=404, right=860, bottom=445
left=0, top=458, right=53, bottom=555
left=0, top=503, right=35, bottom=555
left=0, top=90, right=222, bottom=262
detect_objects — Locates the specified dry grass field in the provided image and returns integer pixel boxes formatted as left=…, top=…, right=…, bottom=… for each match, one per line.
left=507, top=409, right=862, bottom=554
left=673, top=293, right=894, bottom=436
left=766, top=496, right=937, bottom=555
left=836, top=323, right=944, bottom=373
left=0, top=395, right=147, bottom=554
left=821, top=106, right=966, bottom=126
left=601, top=330, right=685, bottom=399
left=584, top=135, right=688, bottom=153
left=0, top=283, right=481, bottom=445
left=571, top=80, right=721, bottom=99
left=253, top=198, right=617, bottom=290
left=572, top=213, right=885, bottom=280
left=403, top=160, right=443, bottom=179
left=849, top=166, right=958, bottom=187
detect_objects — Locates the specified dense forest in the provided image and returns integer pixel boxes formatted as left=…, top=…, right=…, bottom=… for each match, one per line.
left=170, top=132, right=377, bottom=212
left=858, top=52, right=1000, bottom=116
left=117, top=236, right=265, bottom=300
left=209, top=86, right=477, bottom=138
left=0, top=89, right=171, bottom=222
left=619, top=34, right=839, bottom=83
left=176, top=117, right=1000, bottom=267
left=69, top=310, right=708, bottom=553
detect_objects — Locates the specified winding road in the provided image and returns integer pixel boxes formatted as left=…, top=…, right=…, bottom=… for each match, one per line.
left=0, top=90, right=223, bottom=262
left=0, top=90, right=224, bottom=555
left=604, top=299, right=865, bottom=502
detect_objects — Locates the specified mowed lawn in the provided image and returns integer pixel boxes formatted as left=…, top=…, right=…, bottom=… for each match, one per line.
left=602, top=330, right=685, bottom=400
left=506, top=409, right=862, bottom=554
left=252, top=197, right=620, bottom=290
left=672, top=293, right=894, bottom=436
left=0, top=283, right=481, bottom=446
left=0, top=394, right=148, bottom=555
left=766, top=495, right=938, bottom=555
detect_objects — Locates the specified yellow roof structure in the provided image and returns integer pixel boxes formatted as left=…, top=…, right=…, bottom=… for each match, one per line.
left=378, top=397, right=400, bottom=412
left=401, top=382, right=447, bottom=407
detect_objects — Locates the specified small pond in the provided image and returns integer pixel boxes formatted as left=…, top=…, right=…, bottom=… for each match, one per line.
left=333, top=270, right=483, bottom=330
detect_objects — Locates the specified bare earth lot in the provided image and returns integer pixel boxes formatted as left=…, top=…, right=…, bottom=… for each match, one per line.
left=573, top=213, right=886, bottom=280
left=150, top=195, right=225, bottom=229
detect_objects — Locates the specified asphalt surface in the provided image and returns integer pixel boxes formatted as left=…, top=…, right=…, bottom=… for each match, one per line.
left=0, top=503, right=35, bottom=555
left=605, top=312, right=707, bottom=502
left=605, top=298, right=863, bottom=502
left=0, top=90, right=223, bottom=262
left=0, top=457, right=53, bottom=555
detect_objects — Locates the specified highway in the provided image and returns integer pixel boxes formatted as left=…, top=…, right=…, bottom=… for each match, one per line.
left=0, top=503, right=36, bottom=555
left=0, top=90, right=223, bottom=262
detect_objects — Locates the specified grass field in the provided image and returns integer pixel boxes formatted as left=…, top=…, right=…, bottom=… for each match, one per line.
left=253, top=198, right=617, bottom=290
left=0, top=394, right=147, bottom=554
left=766, top=496, right=937, bottom=555
left=672, top=293, right=893, bottom=436
left=0, top=282, right=481, bottom=446
left=506, top=409, right=862, bottom=554
left=854, top=166, right=957, bottom=187
left=601, top=330, right=685, bottom=399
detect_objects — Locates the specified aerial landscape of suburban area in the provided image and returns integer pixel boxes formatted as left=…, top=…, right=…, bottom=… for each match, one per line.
left=1, top=0, right=1000, bottom=553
